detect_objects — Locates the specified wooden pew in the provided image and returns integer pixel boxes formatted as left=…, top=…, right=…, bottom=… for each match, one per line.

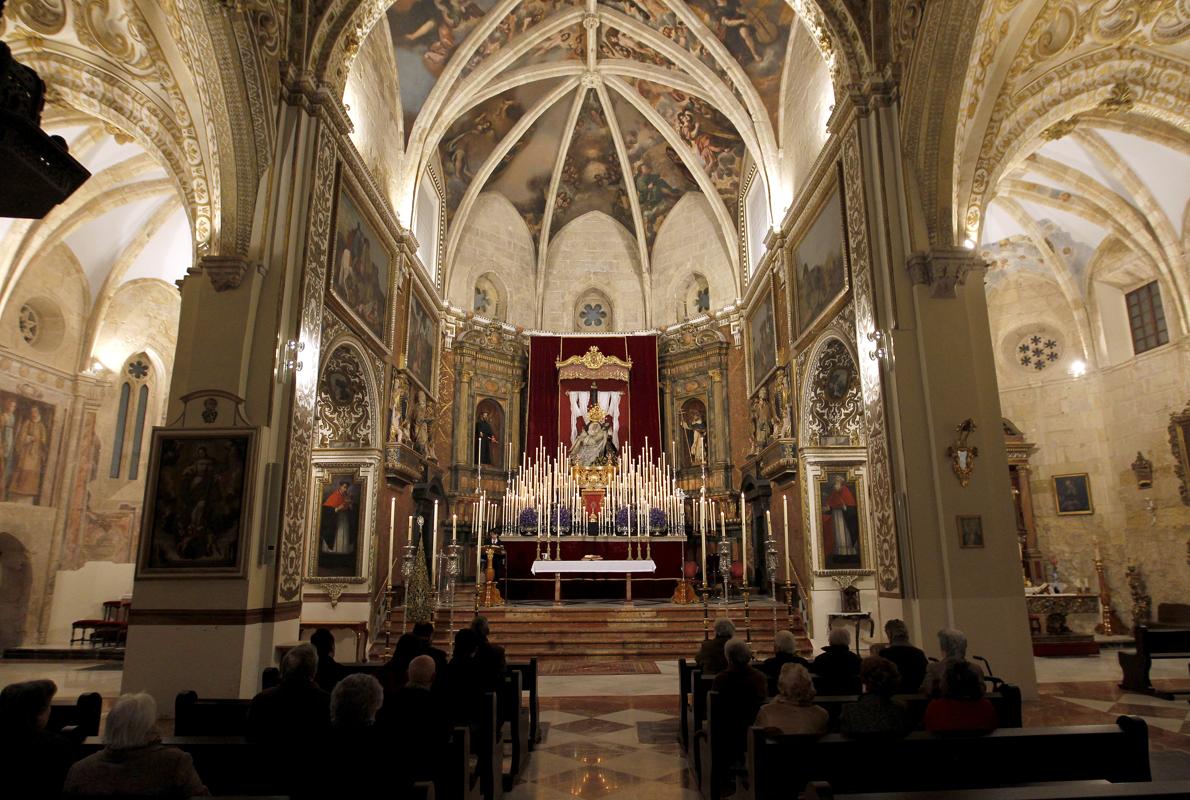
left=475, top=691, right=503, bottom=800
left=507, top=658, right=540, bottom=748
left=808, top=686, right=1022, bottom=730
left=49, top=691, right=102, bottom=737
left=746, top=716, right=1151, bottom=800
left=678, top=658, right=693, bottom=751
left=801, top=780, right=1190, bottom=800
left=174, top=691, right=251, bottom=736
left=499, top=670, right=531, bottom=788
left=1118, top=625, right=1190, bottom=699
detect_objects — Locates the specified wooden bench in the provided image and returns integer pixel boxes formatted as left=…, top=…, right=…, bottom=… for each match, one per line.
left=802, top=779, right=1190, bottom=800
left=174, top=691, right=251, bottom=736
left=678, top=658, right=694, bottom=751
left=746, top=716, right=1151, bottom=800
left=499, top=669, right=531, bottom=789
left=809, top=686, right=1023, bottom=730
left=49, top=691, right=102, bottom=737
left=1118, top=625, right=1190, bottom=700
left=507, top=658, right=540, bottom=748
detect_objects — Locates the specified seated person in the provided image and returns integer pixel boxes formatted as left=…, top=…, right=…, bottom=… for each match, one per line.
left=924, top=659, right=998, bottom=733
left=920, top=628, right=984, bottom=697
left=413, top=621, right=450, bottom=686
left=811, top=627, right=862, bottom=695
left=754, top=663, right=828, bottom=735
left=385, top=656, right=451, bottom=785
left=879, top=619, right=928, bottom=694
left=63, top=692, right=208, bottom=797
left=0, top=679, right=75, bottom=799
left=711, top=638, right=768, bottom=765
left=760, top=630, right=810, bottom=696
left=321, top=674, right=388, bottom=797
left=310, top=627, right=348, bottom=692
left=247, top=643, right=331, bottom=744
left=470, top=616, right=507, bottom=691
left=839, top=656, right=912, bottom=739
left=377, top=632, right=424, bottom=692
left=446, top=628, right=483, bottom=725
left=696, top=618, right=735, bottom=675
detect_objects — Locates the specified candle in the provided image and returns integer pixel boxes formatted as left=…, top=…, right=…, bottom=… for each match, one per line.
left=782, top=494, right=790, bottom=583
left=700, top=506, right=707, bottom=582
left=477, top=436, right=482, bottom=482
left=452, top=513, right=457, bottom=543
left=388, top=497, right=396, bottom=585
left=430, top=506, right=439, bottom=589
left=740, top=492, right=747, bottom=586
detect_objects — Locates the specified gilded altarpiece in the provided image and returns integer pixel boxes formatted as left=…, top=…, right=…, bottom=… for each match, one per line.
left=660, top=325, right=734, bottom=493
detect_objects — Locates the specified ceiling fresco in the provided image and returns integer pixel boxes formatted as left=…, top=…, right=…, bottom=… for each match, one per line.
left=550, top=90, right=635, bottom=236
left=383, top=0, right=825, bottom=284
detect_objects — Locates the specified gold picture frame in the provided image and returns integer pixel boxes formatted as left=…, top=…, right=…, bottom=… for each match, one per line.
left=788, top=164, right=850, bottom=350
left=814, top=467, right=866, bottom=571
left=404, top=278, right=440, bottom=398
left=1052, top=473, right=1094, bottom=516
left=327, top=163, right=395, bottom=354
left=306, top=462, right=375, bottom=585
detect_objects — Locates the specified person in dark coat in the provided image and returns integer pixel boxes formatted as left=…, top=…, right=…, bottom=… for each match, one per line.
left=760, top=630, right=811, bottom=696
left=64, top=692, right=208, bottom=797
left=446, top=628, right=484, bottom=725
left=696, top=618, right=736, bottom=675
left=878, top=619, right=928, bottom=694
left=710, top=638, right=768, bottom=766
left=811, top=627, right=862, bottom=695
left=470, top=616, right=506, bottom=689
left=377, top=632, right=424, bottom=693
left=839, top=656, right=913, bottom=739
left=310, top=627, right=348, bottom=693
left=413, top=621, right=450, bottom=689
left=385, top=655, right=452, bottom=792
left=0, top=679, right=75, bottom=799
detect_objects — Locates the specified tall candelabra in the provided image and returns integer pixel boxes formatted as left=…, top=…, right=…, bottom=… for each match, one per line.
left=400, top=539, right=417, bottom=634
left=718, top=527, right=731, bottom=609
left=445, top=542, right=461, bottom=635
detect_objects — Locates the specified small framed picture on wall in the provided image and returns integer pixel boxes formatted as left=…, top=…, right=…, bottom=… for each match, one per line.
left=956, top=515, right=984, bottom=548
left=1052, top=473, right=1093, bottom=515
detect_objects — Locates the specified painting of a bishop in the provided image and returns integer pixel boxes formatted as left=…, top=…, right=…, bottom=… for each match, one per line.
left=821, top=472, right=861, bottom=569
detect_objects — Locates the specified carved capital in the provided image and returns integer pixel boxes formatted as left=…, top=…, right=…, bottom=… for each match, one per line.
left=906, top=247, right=986, bottom=299
left=191, top=255, right=262, bottom=292
left=708, top=368, right=722, bottom=382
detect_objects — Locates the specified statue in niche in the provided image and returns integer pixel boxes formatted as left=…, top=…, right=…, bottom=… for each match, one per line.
left=750, top=387, right=772, bottom=452
left=412, top=390, right=436, bottom=460
left=388, top=375, right=411, bottom=445
left=680, top=399, right=708, bottom=466
left=772, top=366, right=793, bottom=439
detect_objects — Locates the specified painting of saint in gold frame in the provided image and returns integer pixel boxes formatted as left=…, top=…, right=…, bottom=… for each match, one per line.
left=816, top=468, right=864, bottom=571
left=1052, top=473, right=1093, bottom=516
left=329, top=171, right=392, bottom=350
left=309, top=467, right=369, bottom=581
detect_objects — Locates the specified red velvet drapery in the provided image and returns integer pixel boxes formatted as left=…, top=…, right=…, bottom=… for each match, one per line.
left=525, top=335, right=660, bottom=461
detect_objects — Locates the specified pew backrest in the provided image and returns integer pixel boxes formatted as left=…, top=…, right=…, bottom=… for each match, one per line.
left=49, top=692, right=102, bottom=736
left=174, top=691, right=251, bottom=736
left=1135, top=625, right=1190, bottom=657
left=810, top=685, right=1022, bottom=730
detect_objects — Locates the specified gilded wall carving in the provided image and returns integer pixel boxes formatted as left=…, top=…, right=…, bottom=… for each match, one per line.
left=804, top=337, right=864, bottom=447
left=842, top=130, right=901, bottom=596
left=317, top=344, right=373, bottom=449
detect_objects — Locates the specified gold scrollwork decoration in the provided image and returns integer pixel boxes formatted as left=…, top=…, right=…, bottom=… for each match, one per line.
left=556, top=346, right=633, bottom=382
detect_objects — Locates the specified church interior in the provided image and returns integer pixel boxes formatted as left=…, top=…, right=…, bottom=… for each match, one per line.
left=1, top=0, right=1190, bottom=797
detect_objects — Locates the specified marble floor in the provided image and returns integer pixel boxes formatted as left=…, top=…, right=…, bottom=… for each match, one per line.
left=4, top=652, right=1189, bottom=796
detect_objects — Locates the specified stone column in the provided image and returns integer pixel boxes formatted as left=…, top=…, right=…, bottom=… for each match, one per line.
left=843, top=83, right=1038, bottom=695
left=121, top=90, right=344, bottom=707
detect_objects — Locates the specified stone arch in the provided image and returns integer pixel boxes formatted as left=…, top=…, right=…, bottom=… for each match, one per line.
left=798, top=333, right=864, bottom=447
left=0, top=534, right=32, bottom=652
left=316, top=337, right=381, bottom=449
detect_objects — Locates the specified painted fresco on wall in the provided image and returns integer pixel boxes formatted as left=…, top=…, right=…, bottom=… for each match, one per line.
left=818, top=469, right=863, bottom=570
left=684, top=0, right=793, bottom=132
left=386, top=0, right=498, bottom=139
left=330, top=185, right=391, bottom=347
left=0, top=391, right=54, bottom=505
left=487, top=95, right=573, bottom=241
left=314, top=472, right=366, bottom=578
left=612, top=95, right=697, bottom=249
left=137, top=430, right=254, bottom=577
left=550, top=89, right=634, bottom=236
left=632, top=79, right=743, bottom=218
left=508, top=23, right=586, bottom=71
left=792, top=182, right=848, bottom=342
left=599, top=26, right=675, bottom=68
left=406, top=288, right=439, bottom=395
left=460, top=0, right=577, bottom=78
left=1052, top=473, right=1093, bottom=515
left=747, top=286, right=776, bottom=389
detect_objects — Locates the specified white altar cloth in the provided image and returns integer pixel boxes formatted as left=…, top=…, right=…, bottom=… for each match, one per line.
left=530, top=559, right=656, bottom=574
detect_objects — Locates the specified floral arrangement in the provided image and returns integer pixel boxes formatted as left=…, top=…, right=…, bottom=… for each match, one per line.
left=649, top=507, right=667, bottom=530
left=519, top=507, right=538, bottom=530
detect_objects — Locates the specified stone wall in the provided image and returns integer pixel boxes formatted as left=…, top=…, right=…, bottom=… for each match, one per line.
left=448, top=192, right=537, bottom=325
left=650, top=193, right=736, bottom=326
left=778, top=21, right=833, bottom=209
left=344, top=21, right=404, bottom=203
left=541, top=212, right=645, bottom=332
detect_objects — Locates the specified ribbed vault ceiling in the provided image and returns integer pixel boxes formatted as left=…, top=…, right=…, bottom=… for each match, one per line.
left=382, top=0, right=819, bottom=284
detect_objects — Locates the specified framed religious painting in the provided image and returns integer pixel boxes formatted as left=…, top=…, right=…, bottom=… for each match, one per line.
left=956, top=515, right=985, bottom=548
left=1052, top=473, right=1093, bottom=515
left=0, top=388, right=56, bottom=506
left=790, top=168, right=850, bottom=347
left=816, top=468, right=864, bottom=571
left=746, top=284, right=777, bottom=391
left=404, top=281, right=439, bottom=396
left=307, top=464, right=373, bottom=582
left=328, top=167, right=393, bottom=351
left=136, top=428, right=257, bottom=578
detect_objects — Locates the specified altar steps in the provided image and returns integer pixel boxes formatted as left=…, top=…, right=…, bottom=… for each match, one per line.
left=382, top=601, right=812, bottom=661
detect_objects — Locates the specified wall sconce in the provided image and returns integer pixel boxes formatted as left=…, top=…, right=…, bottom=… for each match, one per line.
left=1130, top=451, right=1153, bottom=489
left=867, top=329, right=888, bottom=361
left=282, top=339, right=304, bottom=378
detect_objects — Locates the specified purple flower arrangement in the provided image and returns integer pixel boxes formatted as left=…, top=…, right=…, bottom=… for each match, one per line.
left=649, top=507, right=667, bottom=530
left=519, top=507, right=538, bottom=531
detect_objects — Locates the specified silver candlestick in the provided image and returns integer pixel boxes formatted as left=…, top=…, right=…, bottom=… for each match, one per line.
left=764, top=528, right=779, bottom=630
left=718, top=527, right=731, bottom=608
left=446, top=542, right=461, bottom=635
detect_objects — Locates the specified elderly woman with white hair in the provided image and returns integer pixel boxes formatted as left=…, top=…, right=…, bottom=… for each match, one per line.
left=696, top=617, right=736, bottom=674
left=920, top=628, right=983, bottom=697
left=760, top=630, right=810, bottom=696
left=755, top=663, right=829, bottom=735
left=63, top=692, right=209, bottom=797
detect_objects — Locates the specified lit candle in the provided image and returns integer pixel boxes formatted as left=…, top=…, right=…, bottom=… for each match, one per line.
left=430, top=504, right=439, bottom=589
left=782, top=494, right=791, bottom=583
left=387, top=497, right=396, bottom=586
left=740, top=492, right=747, bottom=586
left=452, top=512, right=458, bottom=544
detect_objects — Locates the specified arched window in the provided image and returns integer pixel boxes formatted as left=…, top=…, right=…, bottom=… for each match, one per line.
left=414, top=170, right=442, bottom=282
left=743, top=170, right=770, bottom=281
left=109, top=382, right=130, bottom=478
left=128, top=384, right=149, bottom=480
left=678, top=274, right=710, bottom=320
left=574, top=289, right=613, bottom=331
left=473, top=273, right=504, bottom=320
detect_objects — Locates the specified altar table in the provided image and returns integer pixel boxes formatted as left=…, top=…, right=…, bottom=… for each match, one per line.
left=503, top=537, right=684, bottom=600
left=532, top=559, right=657, bottom=602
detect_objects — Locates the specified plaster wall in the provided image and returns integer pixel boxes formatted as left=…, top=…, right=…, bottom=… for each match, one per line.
left=0, top=245, right=89, bottom=374
left=541, top=213, right=645, bottom=332
left=344, top=22, right=405, bottom=205
left=650, top=193, right=736, bottom=326
left=778, top=22, right=833, bottom=209
left=46, top=561, right=134, bottom=644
